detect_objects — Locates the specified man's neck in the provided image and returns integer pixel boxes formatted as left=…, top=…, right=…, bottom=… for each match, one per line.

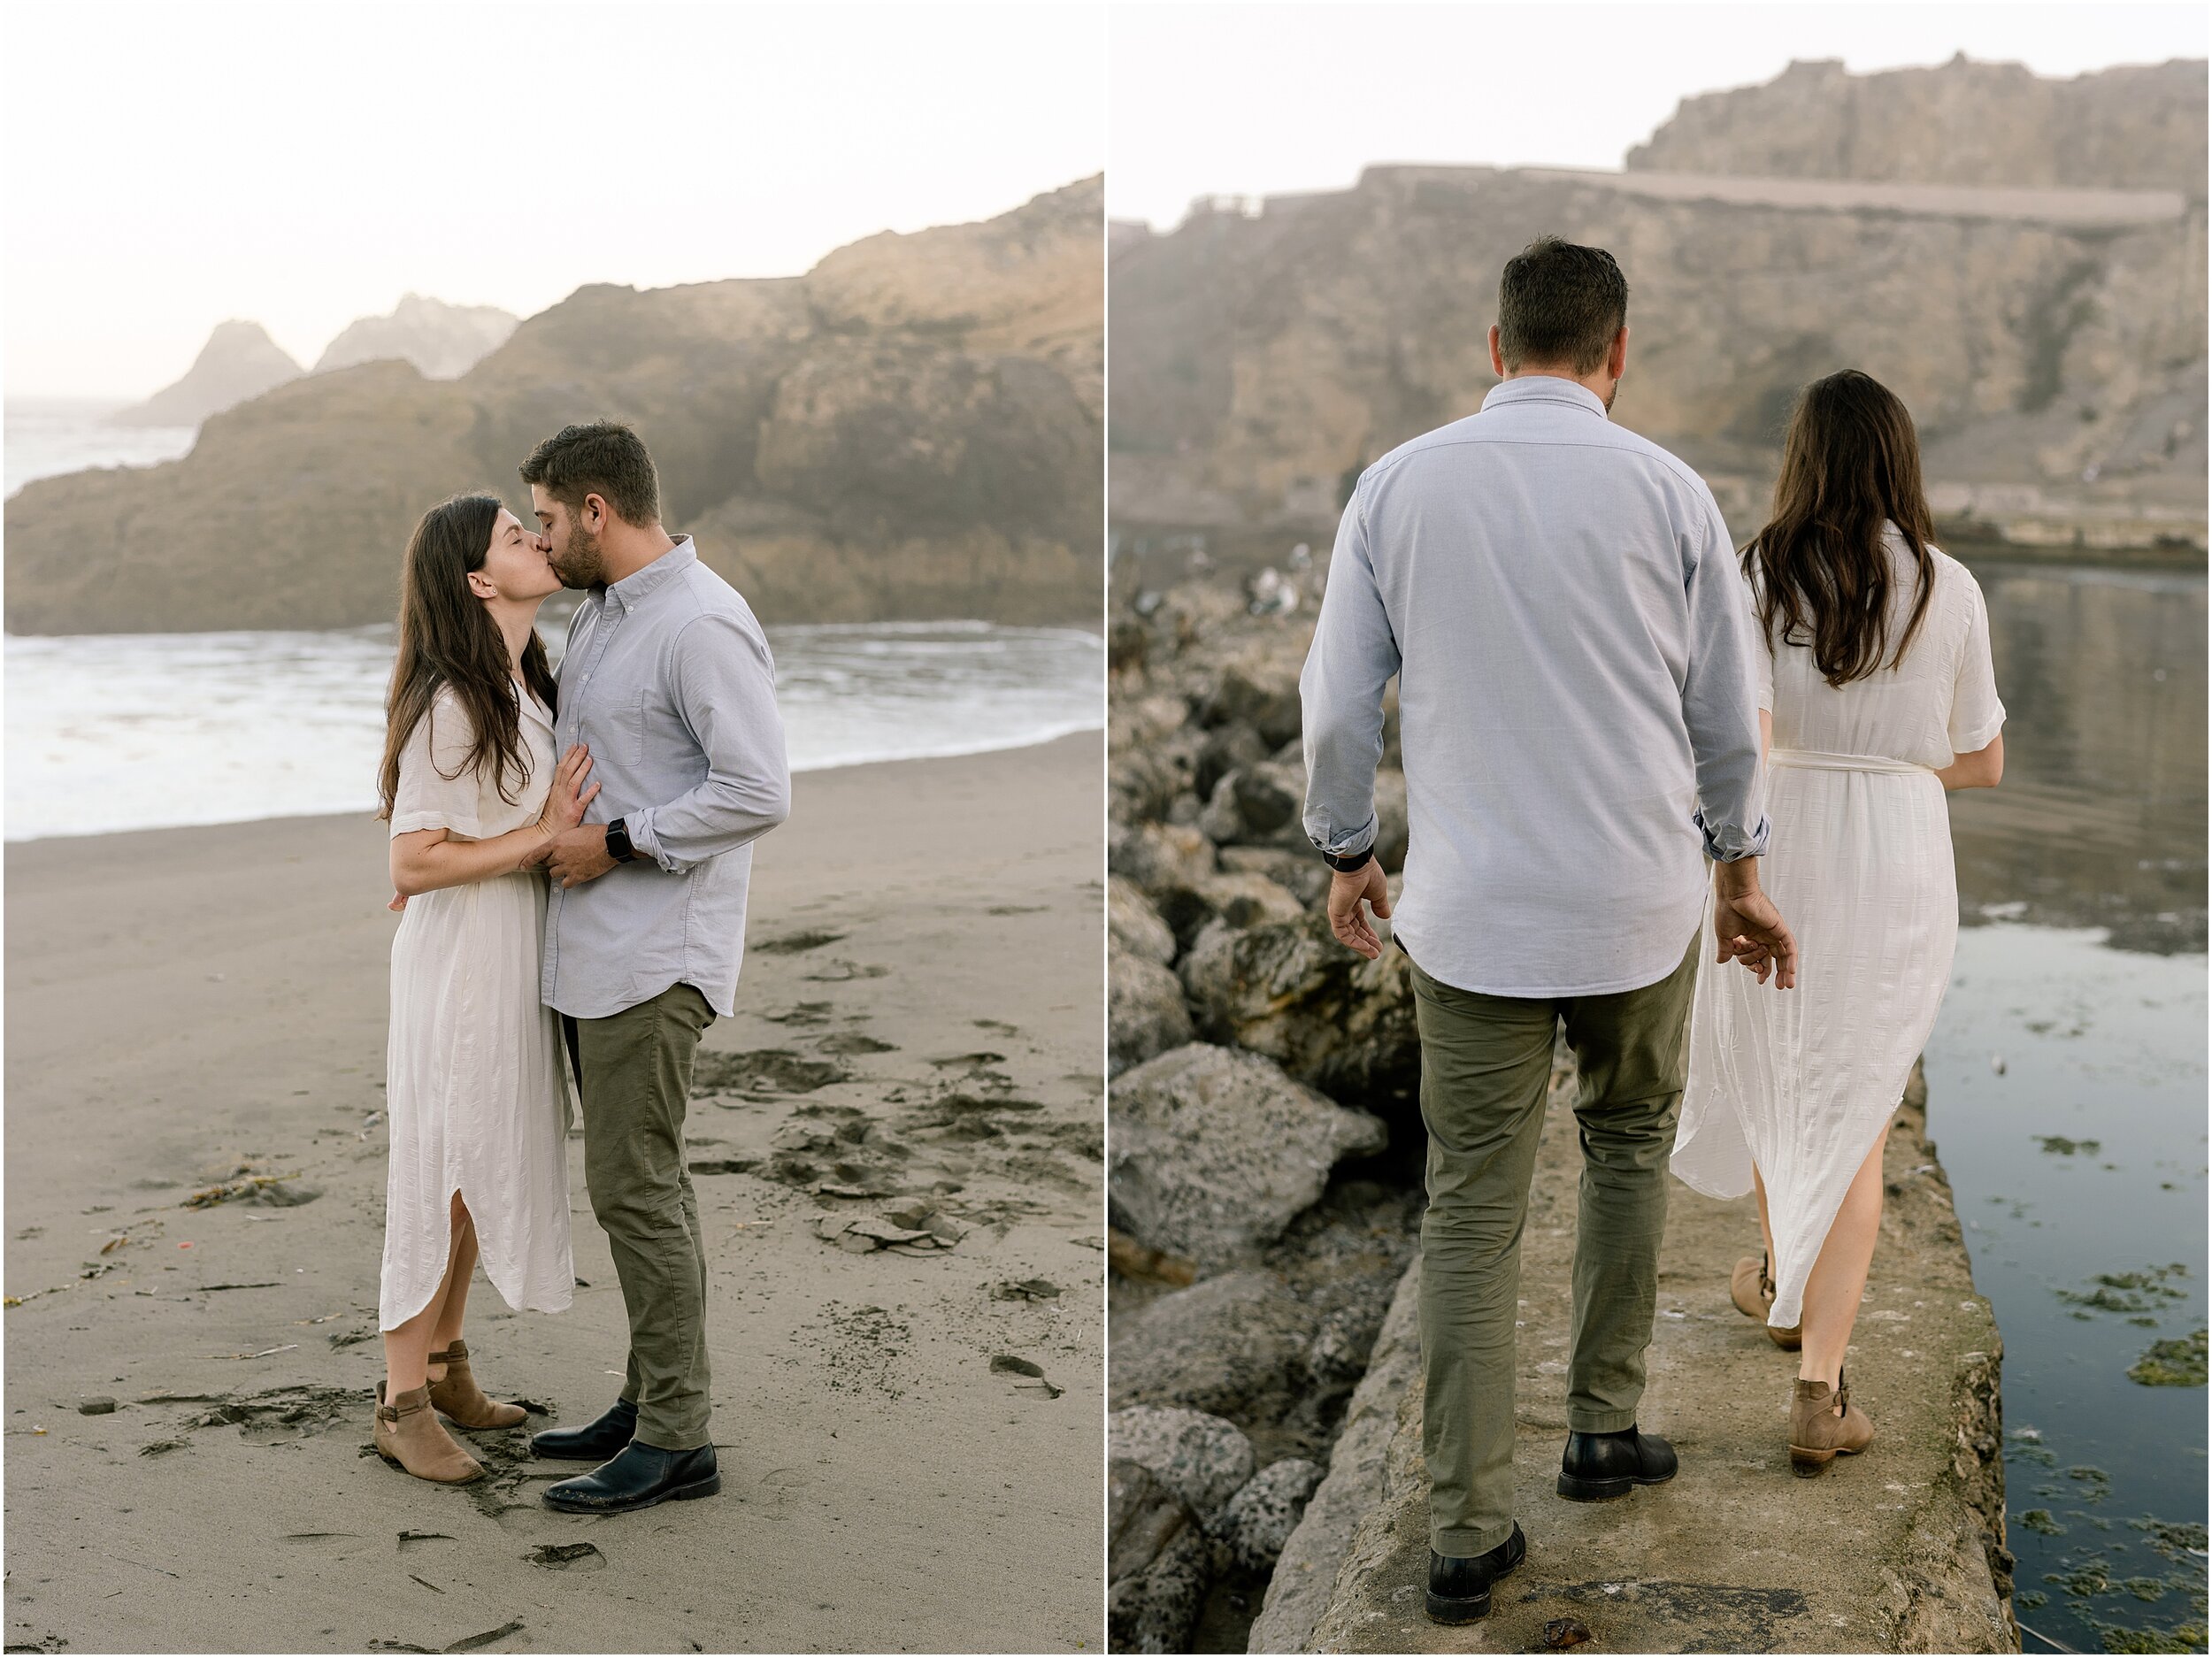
left=600, top=526, right=680, bottom=587
left=1502, top=365, right=1615, bottom=412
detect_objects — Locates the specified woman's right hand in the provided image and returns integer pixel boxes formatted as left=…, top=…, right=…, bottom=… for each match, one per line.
left=540, top=744, right=600, bottom=834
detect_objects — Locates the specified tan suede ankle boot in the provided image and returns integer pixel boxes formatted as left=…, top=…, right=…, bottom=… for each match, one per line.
left=1789, top=1371, right=1874, bottom=1477
left=1730, top=1252, right=1802, bottom=1350
left=375, top=1380, right=486, bottom=1483
left=426, top=1340, right=526, bottom=1430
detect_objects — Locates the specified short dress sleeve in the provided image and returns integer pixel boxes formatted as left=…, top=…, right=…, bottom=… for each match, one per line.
left=1743, top=562, right=1774, bottom=713
left=390, top=687, right=487, bottom=840
left=1946, top=570, right=2007, bottom=756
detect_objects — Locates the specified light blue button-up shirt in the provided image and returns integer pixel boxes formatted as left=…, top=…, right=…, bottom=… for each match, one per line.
left=542, top=537, right=791, bottom=1019
left=1301, top=377, right=1769, bottom=999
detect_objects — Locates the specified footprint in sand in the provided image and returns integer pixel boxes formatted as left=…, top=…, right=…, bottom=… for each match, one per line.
left=752, top=929, right=848, bottom=955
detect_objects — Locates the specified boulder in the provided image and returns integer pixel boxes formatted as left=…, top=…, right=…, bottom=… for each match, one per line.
left=1307, top=1302, right=1388, bottom=1388
left=1196, top=761, right=1307, bottom=849
left=1217, top=846, right=1331, bottom=909
left=1109, top=820, right=1217, bottom=900
left=1110, top=1269, right=1319, bottom=1422
left=1110, top=1043, right=1386, bottom=1267
left=1194, top=720, right=1270, bottom=800
left=1110, top=741, right=1196, bottom=826
left=1109, top=876, right=1178, bottom=965
left=1107, top=1459, right=1210, bottom=1654
left=1110, top=948, right=1194, bottom=1077
left=1179, top=909, right=1422, bottom=1112
left=1108, top=1404, right=1256, bottom=1517
left=1200, top=649, right=1304, bottom=747
left=1155, top=870, right=1308, bottom=952
left=1216, top=1457, right=1327, bottom=1578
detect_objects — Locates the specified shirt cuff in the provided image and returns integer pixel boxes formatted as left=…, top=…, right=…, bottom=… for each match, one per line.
left=1307, top=814, right=1379, bottom=861
left=622, top=810, right=683, bottom=874
left=1698, top=810, right=1771, bottom=864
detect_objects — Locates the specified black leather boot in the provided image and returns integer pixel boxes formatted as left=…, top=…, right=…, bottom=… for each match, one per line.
left=541, top=1440, right=721, bottom=1514
left=1556, top=1424, right=1678, bottom=1501
left=527, top=1396, right=637, bottom=1462
left=1425, top=1523, right=1526, bottom=1624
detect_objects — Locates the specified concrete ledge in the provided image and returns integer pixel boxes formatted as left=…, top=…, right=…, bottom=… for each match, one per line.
left=1273, top=1068, right=2016, bottom=1654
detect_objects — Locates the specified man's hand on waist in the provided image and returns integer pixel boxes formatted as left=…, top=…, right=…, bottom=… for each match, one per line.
left=542, top=825, right=620, bottom=889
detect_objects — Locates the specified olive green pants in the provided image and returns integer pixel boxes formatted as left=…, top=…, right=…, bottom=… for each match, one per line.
left=1408, top=932, right=1699, bottom=1556
left=564, top=981, right=717, bottom=1452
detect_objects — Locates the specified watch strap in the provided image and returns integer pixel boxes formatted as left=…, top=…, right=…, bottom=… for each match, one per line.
left=604, top=816, right=637, bottom=864
left=1322, top=845, right=1374, bottom=873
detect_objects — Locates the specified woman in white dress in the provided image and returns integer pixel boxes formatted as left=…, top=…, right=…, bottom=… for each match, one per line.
left=1673, top=371, right=2006, bottom=1476
left=371, top=493, right=599, bottom=1484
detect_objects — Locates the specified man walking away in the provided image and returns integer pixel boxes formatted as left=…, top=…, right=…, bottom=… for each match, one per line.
left=1299, top=238, right=1797, bottom=1623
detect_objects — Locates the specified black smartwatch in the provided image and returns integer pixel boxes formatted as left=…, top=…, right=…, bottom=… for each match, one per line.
left=604, top=817, right=638, bottom=864
left=1322, top=844, right=1374, bottom=874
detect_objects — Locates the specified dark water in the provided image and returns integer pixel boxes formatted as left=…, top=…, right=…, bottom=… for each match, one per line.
left=1933, top=559, right=2208, bottom=1654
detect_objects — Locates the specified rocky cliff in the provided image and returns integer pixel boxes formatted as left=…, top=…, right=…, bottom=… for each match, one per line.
left=110, top=320, right=303, bottom=428
left=1109, top=61, right=2207, bottom=559
left=311, top=293, right=518, bottom=380
left=10, top=177, right=1102, bottom=633
left=1629, top=54, right=2206, bottom=196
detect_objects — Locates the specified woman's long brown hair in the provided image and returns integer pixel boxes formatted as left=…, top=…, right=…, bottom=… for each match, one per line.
left=1744, top=370, right=1937, bottom=689
left=376, top=494, right=558, bottom=821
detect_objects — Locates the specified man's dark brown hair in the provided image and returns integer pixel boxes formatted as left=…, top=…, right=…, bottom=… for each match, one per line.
left=1496, top=237, right=1629, bottom=375
left=518, top=420, right=662, bottom=526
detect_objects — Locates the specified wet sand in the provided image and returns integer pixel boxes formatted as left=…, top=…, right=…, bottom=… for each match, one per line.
left=3, top=733, right=1105, bottom=1654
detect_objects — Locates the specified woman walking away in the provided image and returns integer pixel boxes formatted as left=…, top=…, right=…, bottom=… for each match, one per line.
left=373, top=494, right=597, bottom=1483
left=1671, top=371, right=2005, bottom=1476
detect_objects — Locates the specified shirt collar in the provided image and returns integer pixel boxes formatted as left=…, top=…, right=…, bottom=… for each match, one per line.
left=603, top=534, right=696, bottom=613
left=1479, top=376, right=1610, bottom=420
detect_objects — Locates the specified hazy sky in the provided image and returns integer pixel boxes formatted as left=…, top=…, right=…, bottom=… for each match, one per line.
left=1109, top=3, right=2208, bottom=228
left=4, top=3, right=1107, bottom=400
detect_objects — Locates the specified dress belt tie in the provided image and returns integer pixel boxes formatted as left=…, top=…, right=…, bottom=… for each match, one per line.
left=1769, top=748, right=1935, bottom=777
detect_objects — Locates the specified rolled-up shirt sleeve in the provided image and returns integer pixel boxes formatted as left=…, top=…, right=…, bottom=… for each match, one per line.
left=1301, top=481, right=1402, bottom=859
left=1681, top=504, right=1770, bottom=863
left=625, top=610, right=792, bottom=874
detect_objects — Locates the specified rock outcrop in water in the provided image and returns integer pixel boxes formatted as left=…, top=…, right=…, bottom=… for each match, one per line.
left=311, top=293, right=519, bottom=380
left=1110, top=60, right=2207, bottom=560
left=111, top=320, right=303, bottom=428
left=9, top=178, right=1102, bottom=633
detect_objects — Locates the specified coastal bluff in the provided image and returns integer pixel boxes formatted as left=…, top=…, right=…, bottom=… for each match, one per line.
left=6, top=176, right=1102, bottom=635
left=1109, top=58, right=2207, bottom=559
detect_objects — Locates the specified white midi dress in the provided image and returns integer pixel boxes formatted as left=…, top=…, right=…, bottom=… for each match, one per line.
left=1671, top=534, right=2006, bottom=1329
left=380, top=681, right=576, bottom=1331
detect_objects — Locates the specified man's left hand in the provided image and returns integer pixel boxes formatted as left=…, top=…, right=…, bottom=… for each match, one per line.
left=541, top=825, right=620, bottom=888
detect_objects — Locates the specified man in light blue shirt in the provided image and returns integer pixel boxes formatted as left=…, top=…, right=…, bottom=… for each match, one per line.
left=515, top=422, right=790, bottom=1516
left=1300, top=238, right=1797, bottom=1623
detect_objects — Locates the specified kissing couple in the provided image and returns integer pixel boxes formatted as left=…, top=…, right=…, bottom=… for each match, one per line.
left=369, top=420, right=792, bottom=1514
left=1302, top=237, right=2005, bottom=1622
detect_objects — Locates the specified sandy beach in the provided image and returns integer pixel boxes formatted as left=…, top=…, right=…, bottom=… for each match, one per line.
left=3, top=733, right=1105, bottom=1654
